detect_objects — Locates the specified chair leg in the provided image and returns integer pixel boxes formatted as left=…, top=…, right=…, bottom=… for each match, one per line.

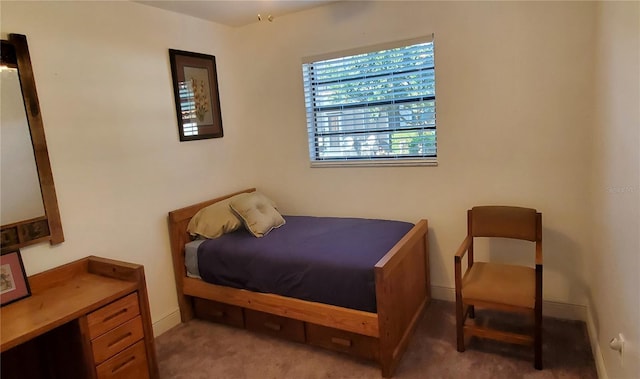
left=535, top=264, right=543, bottom=370
left=534, top=308, right=543, bottom=369
left=456, top=299, right=465, bottom=352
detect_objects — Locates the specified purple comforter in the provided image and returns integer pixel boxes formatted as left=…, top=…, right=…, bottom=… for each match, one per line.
left=196, top=215, right=414, bottom=312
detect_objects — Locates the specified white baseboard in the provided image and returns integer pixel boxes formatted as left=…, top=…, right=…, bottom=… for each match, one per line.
left=586, top=303, right=608, bottom=379
left=431, top=284, right=457, bottom=302
left=430, top=285, right=587, bottom=321
left=152, top=309, right=182, bottom=337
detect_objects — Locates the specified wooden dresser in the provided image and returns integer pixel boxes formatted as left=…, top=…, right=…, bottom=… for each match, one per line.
left=0, top=256, right=159, bottom=379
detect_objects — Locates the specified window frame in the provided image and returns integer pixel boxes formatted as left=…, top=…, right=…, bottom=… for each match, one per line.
left=302, top=35, right=437, bottom=168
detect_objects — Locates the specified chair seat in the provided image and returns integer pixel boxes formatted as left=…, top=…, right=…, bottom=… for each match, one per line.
left=462, top=262, right=535, bottom=309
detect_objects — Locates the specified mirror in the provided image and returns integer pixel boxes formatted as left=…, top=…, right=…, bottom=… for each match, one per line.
left=1, top=63, right=44, bottom=222
left=0, top=33, right=64, bottom=250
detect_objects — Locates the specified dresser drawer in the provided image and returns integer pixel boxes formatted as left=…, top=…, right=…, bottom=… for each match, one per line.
left=88, top=293, right=140, bottom=339
left=96, top=340, right=149, bottom=379
left=194, top=298, right=244, bottom=328
left=306, top=323, right=379, bottom=361
left=245, top=309, right=305, bottom=343
left=92, top=315, right=144, bottom=364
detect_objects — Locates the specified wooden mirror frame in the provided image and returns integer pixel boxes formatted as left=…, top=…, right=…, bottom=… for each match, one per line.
left=0, top=33, right=63, bottom=250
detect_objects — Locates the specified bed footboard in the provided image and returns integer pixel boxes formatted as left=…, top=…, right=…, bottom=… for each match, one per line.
left=375, top=219, right=430, bottom=377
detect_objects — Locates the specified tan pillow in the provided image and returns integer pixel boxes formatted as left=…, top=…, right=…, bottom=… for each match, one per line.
left=187, top=195, right=244, bottom=239
left=230, top=192, right=285, bottom=237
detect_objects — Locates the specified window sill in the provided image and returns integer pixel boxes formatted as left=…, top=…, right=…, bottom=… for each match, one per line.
left=310, top=159, right=438, bottom=168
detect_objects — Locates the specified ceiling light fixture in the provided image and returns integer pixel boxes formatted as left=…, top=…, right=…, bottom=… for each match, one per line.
left=257, top=13, right=274, bottom=22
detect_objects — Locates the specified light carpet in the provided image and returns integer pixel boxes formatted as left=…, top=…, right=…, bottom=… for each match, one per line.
left=155, top=300, right=597, bottom=379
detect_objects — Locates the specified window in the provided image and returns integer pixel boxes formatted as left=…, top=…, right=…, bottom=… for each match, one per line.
left=302, top=36, right=436, bottom=167
left=178, top=81, right=198, bottom=136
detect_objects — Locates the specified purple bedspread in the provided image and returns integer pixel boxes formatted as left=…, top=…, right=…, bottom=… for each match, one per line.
left=196, top=216, right=414, bottom=312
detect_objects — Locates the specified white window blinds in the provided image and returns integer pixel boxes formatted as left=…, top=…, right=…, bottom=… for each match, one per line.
left=302, top=36, right=436, bottom=167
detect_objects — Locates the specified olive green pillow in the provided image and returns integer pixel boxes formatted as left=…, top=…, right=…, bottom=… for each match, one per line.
left=187, top=195, right=244, bottom=239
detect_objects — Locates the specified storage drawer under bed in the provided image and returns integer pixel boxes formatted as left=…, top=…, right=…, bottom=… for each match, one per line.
left=305, top=323, right=379, bottom=361
left=244, top=309, right=305, bottom=343
left=193, top=298, right=245, bottom=328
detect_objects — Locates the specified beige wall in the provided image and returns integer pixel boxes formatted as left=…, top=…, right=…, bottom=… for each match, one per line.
left=232, top=0, right=596, bottom=306
left=5, top=3, right=637, bottom=377
left=592, top=1, right=640, bottom=377
left=0, top=0, right=256, bottom=328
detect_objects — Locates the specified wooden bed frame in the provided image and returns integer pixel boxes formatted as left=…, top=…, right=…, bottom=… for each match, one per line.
left=167, top=188, right=430, bottom=377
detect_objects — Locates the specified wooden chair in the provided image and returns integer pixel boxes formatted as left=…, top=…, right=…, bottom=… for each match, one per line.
left=454, top=206, right=543, bottom=369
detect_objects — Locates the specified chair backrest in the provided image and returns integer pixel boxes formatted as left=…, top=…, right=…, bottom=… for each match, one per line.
left=469, top=206, right=540, bottom=242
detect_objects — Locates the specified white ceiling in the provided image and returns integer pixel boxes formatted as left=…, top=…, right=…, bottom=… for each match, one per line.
left=136, top=1, right=337, bottom=27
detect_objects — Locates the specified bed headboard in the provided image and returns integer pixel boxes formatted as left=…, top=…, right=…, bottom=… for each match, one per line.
left=167, top=187, right=255, bottom=319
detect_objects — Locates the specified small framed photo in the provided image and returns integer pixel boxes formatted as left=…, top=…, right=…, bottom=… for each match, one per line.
left=169, top=49, right=224, bottom=141
left=1, top=249, right=31, bottom=306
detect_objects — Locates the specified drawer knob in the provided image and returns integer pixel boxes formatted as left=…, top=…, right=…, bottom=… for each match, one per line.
left=211, top=310, right=225, bottom=318
left=263, top=322, right=282, bottom=331
left=331, top=337, right=352, bottom=347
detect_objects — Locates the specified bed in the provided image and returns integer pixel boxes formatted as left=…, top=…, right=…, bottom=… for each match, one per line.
left=167, top=188, right=430, bottom=377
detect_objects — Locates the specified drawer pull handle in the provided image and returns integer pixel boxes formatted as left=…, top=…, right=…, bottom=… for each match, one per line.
left=103, top=308, right=128, bottom=323
left=111, top=356, right=136, bottom=374
left=263, top=322, right=281, bottom=331
left=331, top=337, right=352, bottom=347
left=107, top=332, right=133, bottom=347
left=211, top=310, right=225, bottom=318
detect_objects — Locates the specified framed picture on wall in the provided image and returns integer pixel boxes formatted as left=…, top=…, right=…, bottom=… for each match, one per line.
left=169, top=49, right=224, bottom=141
left=1, top=249, right=30, bottom=306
